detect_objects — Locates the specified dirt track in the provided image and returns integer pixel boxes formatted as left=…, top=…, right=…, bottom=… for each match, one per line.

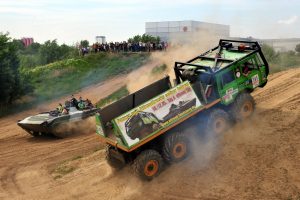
left=0, top=68, right=300, bottom=200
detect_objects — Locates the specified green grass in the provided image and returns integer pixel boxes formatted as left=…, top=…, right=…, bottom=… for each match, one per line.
left=151, top=64, right=167, bottom=75
left=261, top=44, right=300, bottom=74
left=52, top=155, right=83, bottom=180
left=96, top=86, right=129, bottom=108
left=25, top=52, right=148, bottom=102
left=52, top=164, right=76, bottom=180
left=0, top=52, right=148, bottom=117
left=269, top=53, right=300, bottom=73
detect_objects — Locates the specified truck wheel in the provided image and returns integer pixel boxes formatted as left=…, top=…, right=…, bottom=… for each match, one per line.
left=231, top=93, right=255, bottom=121
left=133, top=149, right=163, bottom=181
left=105, top=145, right=126, bottom=170
left=205, top=109, right=230, bottom=135
left=162, top=132, right=190, bottom=163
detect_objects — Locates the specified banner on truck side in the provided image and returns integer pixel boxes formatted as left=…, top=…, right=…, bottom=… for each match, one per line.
left=114, top=81, right=202, bottom=147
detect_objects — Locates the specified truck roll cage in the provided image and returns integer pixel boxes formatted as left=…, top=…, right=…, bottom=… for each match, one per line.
left=174, top=62, right=213, bottom=84
left=174, top=39, right=270, bottom=85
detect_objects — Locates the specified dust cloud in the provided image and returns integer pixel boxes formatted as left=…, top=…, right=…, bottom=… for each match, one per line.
left=55, top=116, right=96, bottom=137
left=125, top=31, right=222, bottom=169
left=127, top=31, right=221, bottom=93
left=175, top=115, right=223, bottom=171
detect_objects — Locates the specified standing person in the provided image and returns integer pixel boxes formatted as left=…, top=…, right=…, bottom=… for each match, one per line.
left=57, top=103, right=63, bottom=113
left=70, top=95, right=78, bottom=108
left=242, top=63, right=251, bottom=76
left=128, top=42, right=131, bottom=52
left=164, top=42, right=168, bottom=51
left=62, top=106, right=69, bottom=115
left=139, top=41, right=142, bottom=51
left=78, top=97, right=85, bottom=110
left=86, top=99, right=93, bottom=108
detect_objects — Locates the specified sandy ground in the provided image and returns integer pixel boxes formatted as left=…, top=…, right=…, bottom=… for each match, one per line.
left=0, top=67, right=300, bottom=200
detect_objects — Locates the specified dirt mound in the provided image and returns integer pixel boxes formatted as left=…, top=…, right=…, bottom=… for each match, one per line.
left=0, top=68, right=300, bottom=200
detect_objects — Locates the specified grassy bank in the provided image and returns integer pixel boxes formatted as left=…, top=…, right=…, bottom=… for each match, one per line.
left=261, top=44, right=300, bottom=73
left=269, top=53, right=300, bottom=73
left=24, top=52, right=148, bottom=101
left=95, top=86, right=129, bottom=108
left=0, top=53, right=148, bottom=117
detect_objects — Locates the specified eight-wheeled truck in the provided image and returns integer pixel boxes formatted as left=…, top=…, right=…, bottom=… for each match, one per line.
left=95, top=39, right=269, bottom=180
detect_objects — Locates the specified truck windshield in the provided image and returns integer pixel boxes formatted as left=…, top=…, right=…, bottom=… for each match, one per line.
left=221, top=70, right=235, bottom=86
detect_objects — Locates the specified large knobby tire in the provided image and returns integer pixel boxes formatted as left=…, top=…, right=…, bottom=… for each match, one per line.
left=205, top=109, right=230, bottom=135
left=162, top=132, right=190, bottom=163
left=133, top=149, right=163, bottom=181
left=105, top=145, right=126, bottom=170
left=231, top=93, right=255, bottom=121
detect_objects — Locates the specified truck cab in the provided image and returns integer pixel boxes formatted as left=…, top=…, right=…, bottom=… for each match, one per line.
left=174, top=39, right=269, bottom=105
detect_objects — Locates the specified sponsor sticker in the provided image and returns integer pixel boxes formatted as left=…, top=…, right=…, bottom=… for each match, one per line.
left=223, top=87, right=238, bottom=103
left=114, top=81, right=202, bottom=147
left=252, top=74, right=260, bottom=88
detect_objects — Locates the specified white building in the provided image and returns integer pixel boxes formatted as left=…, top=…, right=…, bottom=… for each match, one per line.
left=145, top=20, right=230, bottom=43
left=95, top=36, right=106, bottom=44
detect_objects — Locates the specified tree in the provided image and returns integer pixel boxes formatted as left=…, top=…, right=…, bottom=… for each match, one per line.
left=80, top=40, right=89, bottom=48
left=12, top=39, right=25, bottom=51
left=25, top=42, right=41, bottom=55
left=128, top=34, right=160, bottom=43
left=133, top=35, right=142, bottom=43
left=261, top=44, right=278, bottom=63
left=39, top=40, right=61, bottom=64
left=141, top=34, right=150, bottom=43
left=59, top=44, right=76, bottom=59
left=155, top=36, right=160, bottom=44
left=0, top=33, right=23, bottom=107
left=295, top=43, right=300, bottom=53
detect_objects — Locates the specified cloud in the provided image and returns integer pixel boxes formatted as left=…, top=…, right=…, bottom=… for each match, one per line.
left=278, top=15, right=298, bottom=25
left=0, top=6, right=44, bottom=15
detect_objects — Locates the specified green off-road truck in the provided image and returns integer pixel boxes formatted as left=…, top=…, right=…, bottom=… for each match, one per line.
left=95, top=39, right=269, bottom=180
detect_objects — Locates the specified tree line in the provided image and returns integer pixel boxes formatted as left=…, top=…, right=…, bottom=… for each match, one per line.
left=15, top=39, right=78, bottom=69
left=261, top=43, right=300, bottom=71
left=0, top=33, right=27, bottom=109
left=0, top=32, right=161, bottom=112
left=0, top=33, right=79, bottom=111
left=1, top=31, right=300, bottom=112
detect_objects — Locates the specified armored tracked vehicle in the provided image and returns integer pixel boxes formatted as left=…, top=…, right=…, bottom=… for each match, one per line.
left=18, top=100, right=98, bottom=138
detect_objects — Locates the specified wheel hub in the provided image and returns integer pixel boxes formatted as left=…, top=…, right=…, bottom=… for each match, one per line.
left=144, top=160, right=159, bottom=177
left=172, top=143, right=187, bottom=159
left=240, top=101, right=253, bottom=118
left=214, top=118, right=226, bottom=134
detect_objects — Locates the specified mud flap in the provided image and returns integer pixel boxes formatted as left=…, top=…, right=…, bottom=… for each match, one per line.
left=108, top=147, right=126, bottom=165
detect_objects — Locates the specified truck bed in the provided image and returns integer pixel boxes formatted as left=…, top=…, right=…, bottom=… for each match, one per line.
left=97, top=76, right=171, bottom=137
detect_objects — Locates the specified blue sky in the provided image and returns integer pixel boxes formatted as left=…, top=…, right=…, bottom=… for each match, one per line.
left=0, top=0, right=299, bottom=44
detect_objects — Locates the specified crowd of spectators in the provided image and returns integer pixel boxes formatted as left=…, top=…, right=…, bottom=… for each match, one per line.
left=80, top=41, right=168, bottom=56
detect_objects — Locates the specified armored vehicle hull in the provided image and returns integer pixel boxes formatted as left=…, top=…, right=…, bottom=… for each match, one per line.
left=18, top=107, right=99, bottom=138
